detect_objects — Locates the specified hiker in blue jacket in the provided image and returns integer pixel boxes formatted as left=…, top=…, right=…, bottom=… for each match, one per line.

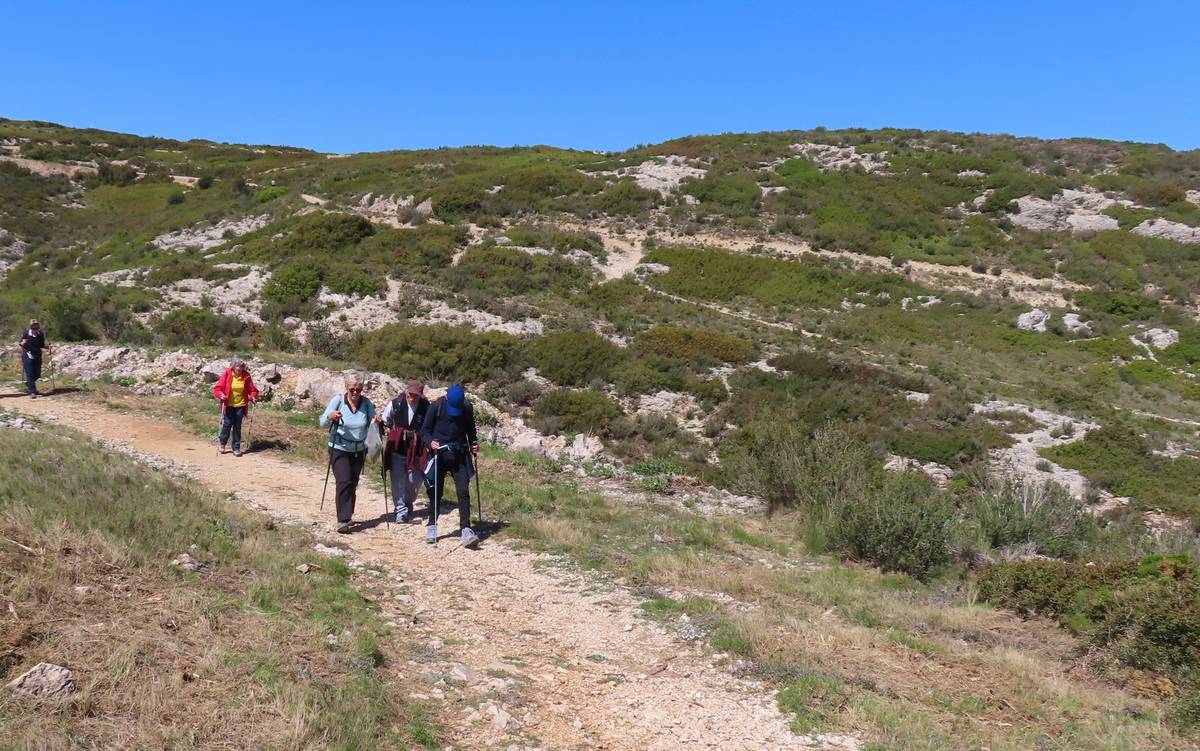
left=421, top=384, right=480, bottom=547
left=319, top=373, right=381, bottom=533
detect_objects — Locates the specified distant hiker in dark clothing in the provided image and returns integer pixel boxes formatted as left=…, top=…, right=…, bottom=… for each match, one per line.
left=17, top=319, right=49, bottom=398
left=320, top=373, right=380, bottom=533
left=421, top=384, right=480, bottom=547
left=382, top=380, right=430, bottom=524
left=211, top=357, right=260, bottom=456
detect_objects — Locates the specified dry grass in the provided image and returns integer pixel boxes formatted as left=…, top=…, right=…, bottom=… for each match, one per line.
left=0, top=421, right=439, bottom=750
left=476, top=447, right=1200, bottom=751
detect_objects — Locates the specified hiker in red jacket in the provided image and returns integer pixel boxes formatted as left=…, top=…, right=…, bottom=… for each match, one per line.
left=211, top=357, right=259, bottom=456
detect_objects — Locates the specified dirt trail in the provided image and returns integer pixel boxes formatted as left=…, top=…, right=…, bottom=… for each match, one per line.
left=8, top=394, right=814, bottom=750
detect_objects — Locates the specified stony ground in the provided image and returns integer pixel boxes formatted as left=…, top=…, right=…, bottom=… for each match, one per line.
left=6, top=392, right=836, bottom=750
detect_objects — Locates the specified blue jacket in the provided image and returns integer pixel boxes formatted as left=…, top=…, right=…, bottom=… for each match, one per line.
left=320, top=393, right=377, bottom=453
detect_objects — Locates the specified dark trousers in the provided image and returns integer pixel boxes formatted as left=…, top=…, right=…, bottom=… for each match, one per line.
left=426, top=453, right=472, bottom=529
left=218, top=406, right=246, bottom=450
left=22, top=354, right=41, bottom=395
left=331, top=449, right=366, bottom=524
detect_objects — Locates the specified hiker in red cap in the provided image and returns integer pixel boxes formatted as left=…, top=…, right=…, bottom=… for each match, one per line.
left=381, top=380, right=430, bottom=524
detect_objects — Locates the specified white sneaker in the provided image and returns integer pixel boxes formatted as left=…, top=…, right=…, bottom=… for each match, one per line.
left=425, top=525, right=437, bottom=544
left=461, top=527, right=479, bottom=548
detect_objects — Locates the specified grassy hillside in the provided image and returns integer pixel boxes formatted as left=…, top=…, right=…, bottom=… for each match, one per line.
left=3, top=116, right=1200, bottom=740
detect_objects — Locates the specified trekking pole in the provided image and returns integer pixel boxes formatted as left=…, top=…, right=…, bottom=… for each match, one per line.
left=431, top=451, right=440, bottom=543
left=379, top=424, right=389, bottom=528
left=320, top=420, right=338, bottom=511
left=216, top=400, right=225, bottom=455
left=472, top=449, right=482, bottom=527
left=45, top=350, right=57, bottom=395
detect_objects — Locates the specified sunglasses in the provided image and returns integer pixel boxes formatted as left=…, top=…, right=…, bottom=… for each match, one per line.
left=347, top=387, right=363, bottom=393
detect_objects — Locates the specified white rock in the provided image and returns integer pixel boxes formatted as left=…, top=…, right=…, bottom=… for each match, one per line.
left=564, top=434, right=604, bottom=461
left=1016, top=309, right=1050, bottom=332
left=1131, top=218, right=1200, bottom=245
left=313, top=543, right=348, bottom=558
left=883, top=455, right=954, bottom=486
left=634, top=262, right=671, bottom=276
left=788, top=142, right=889, bottom=173
left=6, top=662, right=76, bottom=698
left=591, top=155, right=706, bottom=195
left=151, top=214, right=271, bottom=252
left=170, top=552, right=206, bottom=572
left=1061, top=313, right=1093, bottom=336
left=1133, top=327, right=1180, bottom=350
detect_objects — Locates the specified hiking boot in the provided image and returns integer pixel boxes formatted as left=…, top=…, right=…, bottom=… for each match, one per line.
left=233, top=449, right=243, bottom=457
left=337, top=522, right=351, bottom=534
left=425, top=525, right=437, bottom=544
left=29, top=393, right=37, bottom=399
left=461, top=527, right=480, bottom=548
left=395, top=507, right=409, bottom=524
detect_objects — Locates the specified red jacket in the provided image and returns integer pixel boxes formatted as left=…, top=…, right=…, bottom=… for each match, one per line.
left=212, top=368, right=260, bottom=410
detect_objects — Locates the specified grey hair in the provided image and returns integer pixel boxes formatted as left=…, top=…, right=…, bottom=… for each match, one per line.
left=344, top=372, right=365, bottom=388
left=230, top=356, right=246, bottom=369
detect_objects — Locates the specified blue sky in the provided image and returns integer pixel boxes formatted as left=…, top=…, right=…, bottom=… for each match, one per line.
left=2, top=1, right=1196, bottom=153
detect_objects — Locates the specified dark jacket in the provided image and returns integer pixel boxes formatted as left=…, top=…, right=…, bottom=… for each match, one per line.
left=421, top=397, right=478, bottom=451
left=385, top=396, right=429, bottom=432
left=19, top=329, right=45, bottom=361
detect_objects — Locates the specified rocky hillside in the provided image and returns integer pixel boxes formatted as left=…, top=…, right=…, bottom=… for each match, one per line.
left=2, top=117, right=1198, bottom=516
left=4, top=116, right=1200, bottom=743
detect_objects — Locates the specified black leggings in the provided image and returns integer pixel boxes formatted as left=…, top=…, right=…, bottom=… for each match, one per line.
left=330, top=449, right=366, bottom=524
left=427, top=454, right=472, bottom=529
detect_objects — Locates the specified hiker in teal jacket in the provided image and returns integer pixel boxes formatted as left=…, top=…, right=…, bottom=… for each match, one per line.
left=319, top=373, right=380, bottom=533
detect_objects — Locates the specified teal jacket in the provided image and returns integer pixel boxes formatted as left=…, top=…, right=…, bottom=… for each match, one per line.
left=320, top=393, right=377, bottom=453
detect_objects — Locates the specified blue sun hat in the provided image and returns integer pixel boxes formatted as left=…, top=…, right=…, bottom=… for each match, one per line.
left=445, top=384, right=466, bottom=416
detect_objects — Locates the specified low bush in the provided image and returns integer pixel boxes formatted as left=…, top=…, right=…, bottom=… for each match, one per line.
left=262, top=260, right=322, bottom=302
left=445, top=246, right=592, bottom=298
left=356, top=323, right=520, bottom=384
left=49, top=297, right=94, bottom=341
left=965, top=478, right=1098, bottom=560
left=827, top=470, right=954, bottom=581
left=166, top=189, right=186, bottom=205
left=979, top=555, right=1200, bottom=723
left=526, top=330, right=624, bottom=387
left=634, top=326, right=756, bottom=365
left=533, top=389, right=623, bottom=435
left=596, top=180, right=659, bottom=216
left=684, top=172, right=761, bottom=217
left=254, top=186, right=289, bottom=203
left=155, top=307, right=252, bottom=346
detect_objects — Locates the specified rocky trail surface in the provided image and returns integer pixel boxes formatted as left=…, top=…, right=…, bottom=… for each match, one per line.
left=6, top=393, right=827, bottom=751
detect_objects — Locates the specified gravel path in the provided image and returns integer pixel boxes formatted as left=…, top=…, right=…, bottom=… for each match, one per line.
left=9, top=394, right=818, bottom=750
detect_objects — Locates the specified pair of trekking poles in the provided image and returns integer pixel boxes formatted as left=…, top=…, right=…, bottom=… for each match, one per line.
left=319, top=422, right=483, bottom=533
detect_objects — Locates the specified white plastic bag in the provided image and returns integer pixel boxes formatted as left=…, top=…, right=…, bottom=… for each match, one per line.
left=365, top=423, right=383, bottom=462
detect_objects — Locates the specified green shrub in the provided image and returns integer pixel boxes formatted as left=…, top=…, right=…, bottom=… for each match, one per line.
left=360, top=224, right=464, bottom=269
left=966, top=478, right=1098, bottom=560
left=597, top=180, right=659, bottom=216
left=634, top=326, right=756, bottom=365
left=431, top=185, right=485, bottom=222
left=262, top=260, right=322, bottom=302
left=446, top=246, right=592, bottom=297
left=527, top=330, right=624, bottom=386
left=254, top=186, right=289, bottom=203
left=721, top=423, right=878, bottom=513
left=325, top=264, right=382, bottom=297
left=166, top=189, right=186, bottom=205
left=97, top=161, right=137, bottom=186
left=197, top=175, right=214, bottom=190
left=1120, top=360, right=1172, bottom=386
left=49, top=297, right=94, bottom=341
left=828, top=471, right=954, bottom=581
left=888, top=427, right=981, bottom=466
left=980, top=554, right=1200, bottom=722
left=357, top=323, right=520, bottom=383
left=1042, top=425, right=1200, bottom=519
left=155, top=307, right=250, bottom=346
left=503, top=225, right=602, bottom=256
left=533, top=389, right=623, bottom=435
left=684, top=172, right=761, bottom=217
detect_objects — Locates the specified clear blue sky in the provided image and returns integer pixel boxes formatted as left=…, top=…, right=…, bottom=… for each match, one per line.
left=2, top=1, right=1196, bottom=153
